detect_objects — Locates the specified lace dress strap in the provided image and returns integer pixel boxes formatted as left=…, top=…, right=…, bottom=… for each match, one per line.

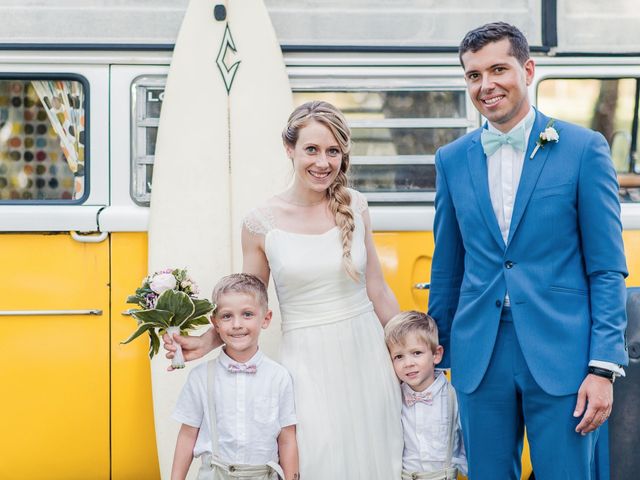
left=243, top=206, right=276, bottom=236
left=348, top=188, right=368, bottom=215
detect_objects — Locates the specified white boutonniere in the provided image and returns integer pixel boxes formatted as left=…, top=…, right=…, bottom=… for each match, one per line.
left=529, top=119, right=559, bottom=160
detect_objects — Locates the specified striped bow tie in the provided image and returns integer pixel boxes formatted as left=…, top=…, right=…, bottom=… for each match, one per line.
left=228, top=362, right=257, bottom=374
left=404, top=390, right=433, bottom=407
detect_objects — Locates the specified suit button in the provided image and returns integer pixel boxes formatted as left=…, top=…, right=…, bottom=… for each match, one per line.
left=496, top=300, right=502, bottom=307
left=505, top=260, right=514, bottom=269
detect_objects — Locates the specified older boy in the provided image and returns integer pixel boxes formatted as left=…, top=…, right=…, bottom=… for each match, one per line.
left=171, top=273, right=298, bottom=480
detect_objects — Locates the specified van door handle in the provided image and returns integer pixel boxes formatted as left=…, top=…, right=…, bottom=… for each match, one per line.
left=70, top=231, right=108, bottom=243
left=0, top=309, right=103, bottom=316
left=413, top=282, right=431, bottom=290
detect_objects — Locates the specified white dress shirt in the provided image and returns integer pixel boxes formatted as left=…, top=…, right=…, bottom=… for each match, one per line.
left=486, top=107, right=535, bottom=246
left=172, top=349, right=297, bottom=464
left=486, top=107, right=623, bottom=376
left=401, top=371, right=467, bottom=475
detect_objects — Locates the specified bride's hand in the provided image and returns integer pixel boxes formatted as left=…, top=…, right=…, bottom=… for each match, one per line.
left=162, top=328, right=221, bottom=371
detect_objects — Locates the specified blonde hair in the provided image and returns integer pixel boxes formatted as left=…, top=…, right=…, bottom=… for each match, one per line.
left=212, top=273, right=268, bottom=311
left=282, top=100, right=358, bottom=281
left=384, top=311, right=439, bottom=353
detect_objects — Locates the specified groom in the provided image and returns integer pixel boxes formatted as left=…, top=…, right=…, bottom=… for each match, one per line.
left=428, top=22, right=628, bottom=478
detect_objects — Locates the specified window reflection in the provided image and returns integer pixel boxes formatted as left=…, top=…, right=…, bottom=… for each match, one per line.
left=295, top=91, right=466, bottom=120
left=537, top=78, right=640, bottom=203
left=352, top=128, right=465, bottom=156
left=351, top=164, right=435, bottom=194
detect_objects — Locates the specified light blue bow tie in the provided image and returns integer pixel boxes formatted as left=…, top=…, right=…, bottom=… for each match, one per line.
left=480, top=125, right=526, bottom=156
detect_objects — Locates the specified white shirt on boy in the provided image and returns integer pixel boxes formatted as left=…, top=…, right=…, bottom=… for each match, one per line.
left=172, top=348, right=296, bottom=465
left=401, top=371, right=467, bottom=475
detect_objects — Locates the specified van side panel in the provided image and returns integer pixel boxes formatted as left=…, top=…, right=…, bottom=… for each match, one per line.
left=110, top=232, right=160, bottom=479
left=623, top=231, right=640, bottom=286
left=0, top=233, right=110, bottom=479
left=375, top=230, right=640, bottom=316
left=373, top=232, right=433, bottom=312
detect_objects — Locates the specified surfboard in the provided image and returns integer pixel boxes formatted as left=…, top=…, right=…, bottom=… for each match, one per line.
left=148, top=0, right=292, bottom=477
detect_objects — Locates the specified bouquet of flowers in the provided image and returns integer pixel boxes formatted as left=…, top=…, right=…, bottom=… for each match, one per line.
left=121, top=268, right=215, bottom=368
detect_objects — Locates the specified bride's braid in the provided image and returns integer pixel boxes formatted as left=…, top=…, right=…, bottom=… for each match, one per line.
left=282, top=101, right=359, bottom=281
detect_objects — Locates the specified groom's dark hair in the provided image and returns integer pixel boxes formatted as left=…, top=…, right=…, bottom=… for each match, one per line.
left=459, top=22, right=530, bottom=67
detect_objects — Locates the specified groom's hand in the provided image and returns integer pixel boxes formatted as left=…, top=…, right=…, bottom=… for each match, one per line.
left=573, top=374, right=613, bottom=435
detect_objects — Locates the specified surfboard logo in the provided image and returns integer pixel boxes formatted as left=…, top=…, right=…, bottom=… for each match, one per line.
left=216, top=24, right=241, bottom=94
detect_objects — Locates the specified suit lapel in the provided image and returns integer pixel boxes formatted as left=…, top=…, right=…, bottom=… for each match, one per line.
left=507, top=110, right=552, bottom=245
left=467, top=133, right=506, bottom=250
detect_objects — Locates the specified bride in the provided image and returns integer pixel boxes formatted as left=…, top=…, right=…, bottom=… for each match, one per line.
left=166, top=101, right=403, bottom=479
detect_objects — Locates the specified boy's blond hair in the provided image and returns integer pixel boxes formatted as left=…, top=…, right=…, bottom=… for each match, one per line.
left=384, top=310, right=439, bottom=353
left=212, top=273, right=268, bottom=311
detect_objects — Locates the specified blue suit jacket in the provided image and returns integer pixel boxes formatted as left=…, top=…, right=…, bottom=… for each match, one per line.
left=428, top=109, right=628, bottom=396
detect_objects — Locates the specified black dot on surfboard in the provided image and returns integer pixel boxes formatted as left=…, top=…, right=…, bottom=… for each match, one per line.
left=214, top=5, right=226, bottom=21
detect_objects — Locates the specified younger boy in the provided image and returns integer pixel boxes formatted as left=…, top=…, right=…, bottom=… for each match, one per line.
left=384, top=311, right=467, bottom=479
left=171, top=273, right=298, bottom=480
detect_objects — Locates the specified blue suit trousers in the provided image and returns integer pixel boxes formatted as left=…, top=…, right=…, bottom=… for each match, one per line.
left=456, top=308, right=598, bottom=479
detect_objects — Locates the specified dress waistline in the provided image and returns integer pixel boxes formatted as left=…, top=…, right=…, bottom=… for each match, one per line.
left=280, top=296, right=374, bottom=332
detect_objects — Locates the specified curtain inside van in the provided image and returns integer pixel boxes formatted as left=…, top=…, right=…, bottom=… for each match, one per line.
left=31, top=80, right=85, bottom=199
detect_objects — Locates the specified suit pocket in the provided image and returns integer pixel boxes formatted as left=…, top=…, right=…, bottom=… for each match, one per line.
left=531, top=182, right=574, bottom=200
left=549, top=285, right=588, bottom=296
left=459, top=289, right=480, bottom=296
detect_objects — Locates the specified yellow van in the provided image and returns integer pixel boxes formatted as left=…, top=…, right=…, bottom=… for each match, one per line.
left=0, top=2, right=638, bottom=479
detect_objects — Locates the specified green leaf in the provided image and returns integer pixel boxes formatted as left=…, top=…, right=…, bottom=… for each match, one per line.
left=132, top=309, right=173, bottom=328
left=192, top=299, right=216, bottom=319
left=148, top=330, right=161, bottom=359
left=187, top=315, right=213, bottom=328
left=156, top=290, right=195, bottom=327
left=126, top=294, right=145, bottom=305
left=121, top=322, right=155, bottom=345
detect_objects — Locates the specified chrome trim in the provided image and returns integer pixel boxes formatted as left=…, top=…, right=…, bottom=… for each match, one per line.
left=0, top=309, right=103, bottom=316
left=351, top=155, right=435, bottom=165
left=70, top=231, right=109, bottom=243
left=348, top=118, right=473, bottom=129
left=364, top=191, right=435, bottom=203
left=414, top=283, right=431, bottom=290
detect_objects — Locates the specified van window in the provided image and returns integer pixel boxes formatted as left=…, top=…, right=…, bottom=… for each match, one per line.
left=292, top=90, right=469, bottom=202
left=537, top=78, right=640, bottom=202
left=133, top=79, right=474, bottom=205
left=0, top=78, right=86, bottom=202
left=131, top=76, right=164, bottom=205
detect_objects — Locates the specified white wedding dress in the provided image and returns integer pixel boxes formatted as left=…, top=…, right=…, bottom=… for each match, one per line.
left=244, top=189, right=403, bottom=479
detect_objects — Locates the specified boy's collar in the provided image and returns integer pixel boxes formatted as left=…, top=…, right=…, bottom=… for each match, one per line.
left=401, top=369, right=446, bottom=396
left=219, top=347, right=264, bottom=368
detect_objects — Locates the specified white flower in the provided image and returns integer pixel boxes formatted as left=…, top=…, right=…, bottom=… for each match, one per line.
left=541, top=127, right=559, bottom=142
left=150, top=272, right=177, bottom=294
left=530, top=120, right=560, bottom=160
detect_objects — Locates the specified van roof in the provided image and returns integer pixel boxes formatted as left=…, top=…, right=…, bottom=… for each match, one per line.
left=0, top=0, right=638, bottom=54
